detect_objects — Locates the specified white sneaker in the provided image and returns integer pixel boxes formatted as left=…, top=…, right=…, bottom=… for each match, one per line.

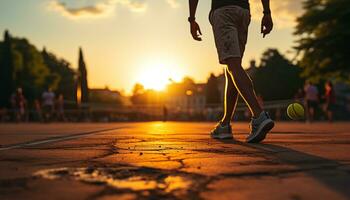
left=246, top=111, right=274, bottom=143
left=210, top=122, right=233, bottom=139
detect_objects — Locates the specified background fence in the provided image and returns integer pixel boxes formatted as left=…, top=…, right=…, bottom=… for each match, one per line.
left=1, top=98, right=349, bottom=122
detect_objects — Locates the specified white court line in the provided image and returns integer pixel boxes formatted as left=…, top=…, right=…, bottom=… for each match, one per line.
left=0, top=127, right=125, bottom=151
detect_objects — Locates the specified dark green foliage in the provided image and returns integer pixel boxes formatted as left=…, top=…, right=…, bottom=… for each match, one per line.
left=11, top=37, right=50, bottom=100
left=0, top=31, right=77, bottom=106
left=0, top=30, right=15, bottom=107
left=253, top=49, right=304, bottom=101
left=295, top=0, right=350, bottom=84
left=78, top=47, right=89, bottom=103
left=42, top=48, right=77, bottom=101
left=206, top=73, right=221, bottom=105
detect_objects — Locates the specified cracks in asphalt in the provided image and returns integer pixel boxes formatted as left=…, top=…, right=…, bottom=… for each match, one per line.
left=193, top=148, right=260, bottom=156
left=172, top=159, right=186, bottom=171
left=33, top=165, right=211, bottom=200
left=88, top=140, right=119, bottom=161
left=2, top=129, right=350, bottom=199
left=28, top=162, right=349, bottom=200
left=0, top=127, right=124, bottom=151
left=29, top=140, right=119, bottom=167
left=2, top=140, right=350, bottom=200
left=26, top=143, right=110, bottom=150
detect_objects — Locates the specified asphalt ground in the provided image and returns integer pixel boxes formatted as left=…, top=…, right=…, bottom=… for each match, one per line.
left=0, top=122, right=350, bottom=200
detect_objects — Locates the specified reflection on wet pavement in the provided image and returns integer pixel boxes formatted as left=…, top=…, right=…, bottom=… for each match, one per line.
left=34, top=166, right=196, bottom=197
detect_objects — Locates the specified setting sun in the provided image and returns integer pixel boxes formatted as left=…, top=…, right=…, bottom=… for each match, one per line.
left=136, top=61, right=184, bottom=91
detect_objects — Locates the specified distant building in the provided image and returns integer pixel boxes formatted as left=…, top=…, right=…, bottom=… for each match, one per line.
left=166, top=82, right=206, bottom=113
left=90, top=87, right=130, bottom=106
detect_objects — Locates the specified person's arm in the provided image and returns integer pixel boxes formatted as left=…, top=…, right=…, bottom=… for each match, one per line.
left=188, top=0, right=202, bottom=41
left=261, top=0, right=273, bottom=38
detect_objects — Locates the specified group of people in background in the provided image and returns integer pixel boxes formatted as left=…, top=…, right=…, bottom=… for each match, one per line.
left=296, top=81, right=337, bottom=123
left=10, top=88, right=66, bottom=122
left=3, top=81, right=339, bottom=123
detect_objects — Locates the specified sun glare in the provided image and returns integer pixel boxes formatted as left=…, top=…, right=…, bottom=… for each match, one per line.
left=137, top=61, right=183, bottom=91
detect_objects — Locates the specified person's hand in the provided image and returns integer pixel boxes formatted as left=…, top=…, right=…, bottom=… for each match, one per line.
left=261, top=14, right=273, bottom=38
left=190, top=21, right=202, bottom=41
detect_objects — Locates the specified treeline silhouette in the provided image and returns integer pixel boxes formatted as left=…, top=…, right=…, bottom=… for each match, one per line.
left=0, top=30, right=88, bottom=110
left=295, top=0, right=350, bottom=84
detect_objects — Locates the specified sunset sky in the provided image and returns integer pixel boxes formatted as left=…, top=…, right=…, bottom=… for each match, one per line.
left=0, top=0, right=303, bottom=94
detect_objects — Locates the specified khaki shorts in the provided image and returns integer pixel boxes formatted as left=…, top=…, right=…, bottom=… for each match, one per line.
left=209, top=6, right=251, bottom=64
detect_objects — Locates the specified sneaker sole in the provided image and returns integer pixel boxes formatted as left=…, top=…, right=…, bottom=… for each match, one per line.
left=211, top=133, right=233, bottom=140
left=246, top=120, right=275, bottom=143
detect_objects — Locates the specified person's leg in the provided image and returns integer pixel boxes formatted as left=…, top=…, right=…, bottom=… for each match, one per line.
left=327, top=111, right=331, bottom=122
left=221, top=67, right=239, bottom=125
left=310, top=108, right=314, bottom=122
left=210, top=68, right=236, bottom=139
left=210, top=7, right=273, bottom=142
left=225, top=57, right=262, bottom=118
left=309, top=102, right=316, bottom=122
left=305, top=101, right=311, bottom=122
left=329, top=111, right=333, bottom=122
left=326, top=104, right=333, bottom=122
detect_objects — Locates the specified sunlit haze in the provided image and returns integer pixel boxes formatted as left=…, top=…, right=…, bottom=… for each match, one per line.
left=0, top=0, right=303, bottom=94
left=136, top=60, right=185, bottom=91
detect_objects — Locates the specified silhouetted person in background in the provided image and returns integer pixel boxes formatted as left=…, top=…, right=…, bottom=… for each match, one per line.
left=188, top=0, right=274, bottom=143
left=324, top=81, right=336, bottom=123
left=56, top=94, right=66, bottom=122
left=42, top=88, right=55, bottom=122
left=33, top=99, right=42, bottom=122
left=11, top=88, right=27, bottom=122
left=304, top=81, right=319, bottom=122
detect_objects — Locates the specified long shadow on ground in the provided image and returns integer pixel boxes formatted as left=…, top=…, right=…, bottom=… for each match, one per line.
left=218, top=139, right=350, bottom=199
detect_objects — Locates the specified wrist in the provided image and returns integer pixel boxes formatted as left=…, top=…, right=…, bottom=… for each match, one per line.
left=188, top=17, right=196, bottom=23
left=263, top=10, right=271, bottom=15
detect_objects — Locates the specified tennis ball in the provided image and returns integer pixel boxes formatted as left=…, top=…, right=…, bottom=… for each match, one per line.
left=287, top=103, right=305, bottom=120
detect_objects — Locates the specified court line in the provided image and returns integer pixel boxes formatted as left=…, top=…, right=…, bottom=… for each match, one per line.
left=0, top=127, right=125, bottom=151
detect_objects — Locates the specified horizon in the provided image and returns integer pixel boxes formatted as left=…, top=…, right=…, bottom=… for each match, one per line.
left=0, top=0, right=303, bottom=94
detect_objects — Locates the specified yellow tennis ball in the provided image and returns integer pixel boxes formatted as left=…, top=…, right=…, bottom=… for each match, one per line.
left=287, top=103, right=305, bottom=120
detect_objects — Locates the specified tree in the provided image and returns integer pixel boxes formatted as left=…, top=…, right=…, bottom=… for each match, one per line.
left=131, top=83, right=146, bottom=105
left=253, top=49, right=304, bottom=101
left=0, top=31, right=80, bottom=105
left=90, top=87, right=124, bottom=105
left=42, top=48, right=76, bottom=101
left=78, top=47, right=89, bottom=103
left=0, top=30, right=15, bottom=108
left=11, top=37, right=50, bottom=101
left=295, top=0, right=350, bottom=84
left=182, top=77, right=195, bottom=88
left=206, top=73, right=221, bottom=105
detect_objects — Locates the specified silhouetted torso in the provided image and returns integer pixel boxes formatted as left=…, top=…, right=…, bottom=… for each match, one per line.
left=211, top=0, right=250, bottom=11
left=325, top=88, right=336, bottom=104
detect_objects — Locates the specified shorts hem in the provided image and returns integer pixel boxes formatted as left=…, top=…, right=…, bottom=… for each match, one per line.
left=219, top=55, right=241, bottom=64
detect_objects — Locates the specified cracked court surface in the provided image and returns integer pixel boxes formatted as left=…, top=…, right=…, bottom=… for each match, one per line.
left=0, top=122, right=350, bottom=200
